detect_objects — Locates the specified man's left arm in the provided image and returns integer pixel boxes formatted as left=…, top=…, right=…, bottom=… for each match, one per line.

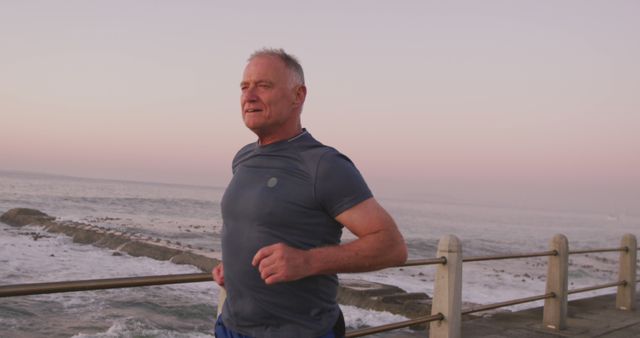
left=252, top=197, right=407, bottom=285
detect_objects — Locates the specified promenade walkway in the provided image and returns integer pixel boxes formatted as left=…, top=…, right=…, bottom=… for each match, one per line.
left=384, top=293, right=639, bottom=337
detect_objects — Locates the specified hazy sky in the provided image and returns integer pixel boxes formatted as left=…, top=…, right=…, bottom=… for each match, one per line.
left=1, top=1, right=638, bottom=197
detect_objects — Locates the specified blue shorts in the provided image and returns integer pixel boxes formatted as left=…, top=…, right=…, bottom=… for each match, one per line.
left=214, top=316, right=337, bottom=338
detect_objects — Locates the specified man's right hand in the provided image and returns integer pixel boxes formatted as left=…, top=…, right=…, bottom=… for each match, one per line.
left=212, top=262, right=225, bottom=287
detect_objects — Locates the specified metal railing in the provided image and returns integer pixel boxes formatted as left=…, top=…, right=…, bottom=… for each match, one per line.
left=461, top=292, right=555, bottom=315
left=0, top=273, right=211, bottom=298
left=567, top=281, right=626, bottom=295
left=1, top=234, right=637, bottom=338
left=346, top=313, right=444, bottom=338
left=402, top=257, right=447, bottom=266
left=344, top=234, right=637, bottom=337
left=462, top=250, right=557, bottom=262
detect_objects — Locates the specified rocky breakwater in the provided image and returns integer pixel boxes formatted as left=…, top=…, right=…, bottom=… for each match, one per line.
left=1, top=208, right=433, bottom=319
left=0, top=208, right=220, bottom=272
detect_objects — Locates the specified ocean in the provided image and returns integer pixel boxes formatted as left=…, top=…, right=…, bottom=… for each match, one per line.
left=1, top=170, right=638, bottom=337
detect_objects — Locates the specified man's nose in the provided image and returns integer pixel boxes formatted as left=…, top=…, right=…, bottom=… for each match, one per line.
left=242, top=87, right=258, bottom=101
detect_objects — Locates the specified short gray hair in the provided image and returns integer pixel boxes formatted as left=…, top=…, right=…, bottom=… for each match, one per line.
left=249, top=48, right=305, bottom=85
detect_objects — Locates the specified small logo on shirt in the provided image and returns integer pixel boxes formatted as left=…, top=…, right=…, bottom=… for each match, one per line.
left=267, top=177, right=278, bottom=188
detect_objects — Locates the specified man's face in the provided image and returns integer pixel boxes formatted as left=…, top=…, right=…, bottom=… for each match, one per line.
left=240, top=55, right=300, bottom=136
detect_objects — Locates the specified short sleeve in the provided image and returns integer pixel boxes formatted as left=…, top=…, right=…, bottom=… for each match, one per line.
left=315, top=150, right=373, bottom=218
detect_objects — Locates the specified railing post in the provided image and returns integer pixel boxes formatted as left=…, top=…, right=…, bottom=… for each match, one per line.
left=616, top=234, right=637, bottom=311
left=429, top=235, right=462, bottom=338
left=543, top=234, right=568, bottom=330
left=217, top=288, right=227, bottom=317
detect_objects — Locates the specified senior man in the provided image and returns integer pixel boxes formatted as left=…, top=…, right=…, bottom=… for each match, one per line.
left=213, top=48, right=407, bottom=338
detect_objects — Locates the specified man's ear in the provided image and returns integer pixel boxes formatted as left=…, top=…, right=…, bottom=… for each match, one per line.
left=293, top=85, right=307, bottom=108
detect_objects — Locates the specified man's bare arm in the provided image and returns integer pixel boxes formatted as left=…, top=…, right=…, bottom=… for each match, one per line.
left=252, top=197, right=407, bottom=284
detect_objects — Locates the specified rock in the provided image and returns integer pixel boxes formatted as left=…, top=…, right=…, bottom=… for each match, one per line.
left=337, top=279, right=431, bottom=319
left=0, top=208, right=54, bottom=227
left=119, top=241, right=184, bottom=261
left=45, top=222, right=82, bottom=237
left=94, top=233, right=131, bottom=249
left=72, top=227, right=104, bottom=244
left=171, top=251, right=219, bottom=272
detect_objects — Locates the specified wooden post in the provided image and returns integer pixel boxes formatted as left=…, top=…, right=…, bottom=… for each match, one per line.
left=217, top=288, right=227, bottom=317
left=429, top=235, right=462, bottom=338
left=543, top=234, right=568, bottom=330
left=616, top=234, right=637, bottom=311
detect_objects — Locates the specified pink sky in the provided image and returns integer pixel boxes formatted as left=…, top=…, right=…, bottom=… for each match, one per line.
left=1, top=1, right=639, bottom=198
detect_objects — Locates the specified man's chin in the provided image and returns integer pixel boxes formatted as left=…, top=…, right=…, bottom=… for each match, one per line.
left=244, top=122, right=266, bottom=136
left=243, top=118, right=262, bottom=129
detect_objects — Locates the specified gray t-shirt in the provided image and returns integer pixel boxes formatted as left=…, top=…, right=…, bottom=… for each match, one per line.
left=220, top=130, right=372, bottom=337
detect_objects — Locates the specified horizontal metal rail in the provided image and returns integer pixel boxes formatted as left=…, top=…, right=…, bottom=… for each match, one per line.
left=463, top=250, right=557, bottom=263
left=345, top=313, right=444, bottom=338
left=396, top=247, right=630, bottom=267
left=0, top=273, right=212, bottom=298
left=461, top=292, right=555, bottom=315
left=569, top=247, right=627, bottom=255
left=2, top=248, right=629, bottom=298
left=567, top=281, right=626, bottom=295
left=398, top=257, right=447, bottom=267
